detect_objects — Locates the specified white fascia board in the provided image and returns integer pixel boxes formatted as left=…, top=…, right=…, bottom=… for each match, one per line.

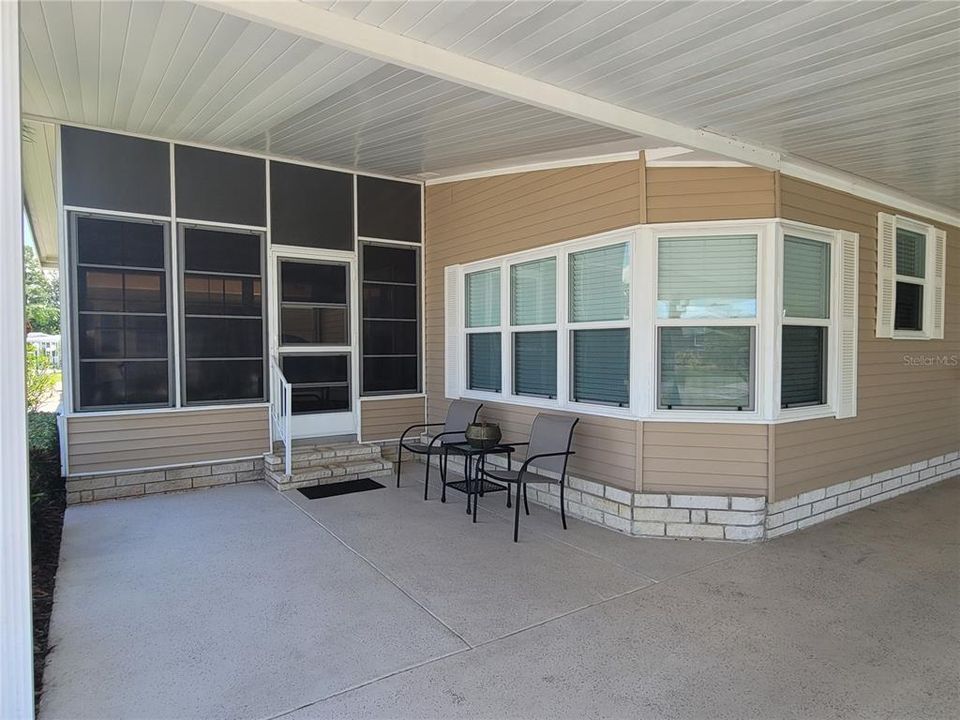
left=781, top=157, right=960, bottom=228
left=201, top=1, right=781, bottom=169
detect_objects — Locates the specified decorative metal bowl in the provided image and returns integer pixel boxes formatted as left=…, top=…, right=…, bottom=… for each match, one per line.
left=465, top=422, right=502, bottom=450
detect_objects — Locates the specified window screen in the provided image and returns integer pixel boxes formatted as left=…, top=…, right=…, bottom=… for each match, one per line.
left=279, top=261, right=348, bottom=346
left=281, top=354, right=350, bottom=414
left=572, top=329, right=629, bottom=407
left=657, top=235, right=757, bottom=319
left=175, top=145, right=266, bottom=227
left=181, top=226, right=264, bottom=403
left=361, top=243, right=420, bottom=394
left=895, top=227, right=926, bottom=331
left=895, top=281, right=923, bottom=331
left=356, top=176, right=421, bottom=243
left=73, top=214, right=171, bottom=409
left=896, top=227, right=926, bottom=278
left=659, top=326, right=753, bottom=410
left=514, top=331, right=557, bottom=398
left=781, top=326, right=827, bottom=408
left=468, top=333, right=501, bottom=392
left=61, top=126, right=170, bottom=216
left=270, top=161, right=353, bottom=250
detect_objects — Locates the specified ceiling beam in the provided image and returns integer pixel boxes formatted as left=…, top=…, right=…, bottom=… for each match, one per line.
left=199, top=0, right=781, bottom=169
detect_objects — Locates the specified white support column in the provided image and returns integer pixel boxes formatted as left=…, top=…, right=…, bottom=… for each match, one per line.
left=0, top=1, right=36, bottom=718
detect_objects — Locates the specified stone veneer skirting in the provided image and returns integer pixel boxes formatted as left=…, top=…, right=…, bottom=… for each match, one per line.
left=418, top=447, right=959, bottom=543
left=65, top=458, right=264, bottom=504
left=766, top=450, right=959, bottom=538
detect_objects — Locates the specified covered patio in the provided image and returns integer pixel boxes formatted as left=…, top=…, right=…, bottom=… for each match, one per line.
left=41, top=469, right=959, bottom=720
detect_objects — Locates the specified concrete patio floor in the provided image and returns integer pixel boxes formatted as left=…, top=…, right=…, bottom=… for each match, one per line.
left=41, top=468, right=959, bottom=720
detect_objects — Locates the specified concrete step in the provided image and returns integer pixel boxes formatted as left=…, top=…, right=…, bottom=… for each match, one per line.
left=263, top=439, right=394, bottom=492
left=266, top=466, right=393, bottom=492
left=264, top=442, right=380, bottom=471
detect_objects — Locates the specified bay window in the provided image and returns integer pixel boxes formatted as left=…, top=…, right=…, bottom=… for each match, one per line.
left=656, top=234, right=757, bottom=411
left=448, top=219, right=862, bottom=423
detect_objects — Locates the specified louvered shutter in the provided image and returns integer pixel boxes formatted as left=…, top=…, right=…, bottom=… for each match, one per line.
left=930, top=228, right=946, bottom=339
left=875, top=213, right=896, bottom=338
left=837, top=231, right=859, bottom=419
left=444, top=265, right=461, bottom=399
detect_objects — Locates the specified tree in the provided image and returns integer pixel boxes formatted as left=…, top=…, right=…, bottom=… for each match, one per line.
left=23, top=245, right=59, bottom=334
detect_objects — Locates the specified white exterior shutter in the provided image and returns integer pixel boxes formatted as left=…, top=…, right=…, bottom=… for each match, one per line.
left=444, top=265, right=462, bottom=399
left=836, top=231, right=859, bottom=419
left=930, top=228, right=946, bottom=339
left=875, top=212, right=896, bottom=338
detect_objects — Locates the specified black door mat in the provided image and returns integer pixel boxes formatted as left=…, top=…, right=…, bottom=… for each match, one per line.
left=298, top=478, right=385, bottom=499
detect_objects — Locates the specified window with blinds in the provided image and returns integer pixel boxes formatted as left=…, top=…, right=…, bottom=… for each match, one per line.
left=895, top=227, right=926, bottom=331
left=781, top=235, right=831, bottom=408
left=569, top=242, right=630, bottom=408
left=510, top=257, right=557, bottom=398
left=465, top=267, right=502, bottom=392
left=656, top=234, right=757, bottom=410
left=657, top=235, right=756, bottom=319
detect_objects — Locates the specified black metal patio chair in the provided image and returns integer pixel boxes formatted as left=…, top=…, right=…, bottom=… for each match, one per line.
left=396, top=399, right=482, bottom=499
left=482, top=413, right=579, bottom=542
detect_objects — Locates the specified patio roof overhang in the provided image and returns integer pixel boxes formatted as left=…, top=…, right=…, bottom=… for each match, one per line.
left=19, top=0, right=960, bottom=261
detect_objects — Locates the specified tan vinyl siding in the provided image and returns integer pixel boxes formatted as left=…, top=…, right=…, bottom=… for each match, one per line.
left=66, top=406, right=270, bottom=475
left=645, top=167, right=777, bottom=223
left=642, top=423, right=769, bottom=496
left=773, top=176, right=960, bottom=500
left=425, top=160, right=769, bottom=494
left=360, top=397, right=426, bottom=442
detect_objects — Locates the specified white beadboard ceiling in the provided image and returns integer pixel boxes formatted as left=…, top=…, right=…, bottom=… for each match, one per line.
left=18, top=0, right=960, bottom=216
left=307, top=0, right=960, bottom=211
left=18, top=0, right=641, bottom=179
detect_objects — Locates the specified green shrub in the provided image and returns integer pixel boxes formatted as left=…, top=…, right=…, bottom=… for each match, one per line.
left=28, top=412, right=62, bottom=512
left=25, top=348, right=59, bottom=413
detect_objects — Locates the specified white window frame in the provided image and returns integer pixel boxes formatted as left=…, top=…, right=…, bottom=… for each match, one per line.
left=776, top=221, right=841, bottom=422
left=449, top=219, right=852, bottom=424
left=892, top=215, right=937, bottom=340
left=508, top=249, right=560, bottom=403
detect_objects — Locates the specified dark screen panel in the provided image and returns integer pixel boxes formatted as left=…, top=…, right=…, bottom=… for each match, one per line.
left=184, top=317, right=263, bottom=358
left=186, top=360, right=263, bottom=402
left=78, top=315, right=167, bottom=359
left=76, top=216, right=165, bottom=268
left=79, top=361, right=169, bottom=407
left=362, top=243, right=418, bottom=283
left=183, top=275, right=262, bottom=316
left=270, top=161, right=353, bottom=250
left=281, top=354, right=348, bottom=385
left=363, top=320, right=418, bottom=355
left=175, top=145, right=265, bottom=226
left=182, top=227, right=262, bottom=275
left=894, top=282, right=923, bottom=331
left=363, top=356, right=419, bottom=393
left=61, top=126, right=170, bottom=215
left=77, top=268, right=166, bottom=314
left=280, top=261, right=347, bottom=303
left=357, top=176, right=421, bottom=242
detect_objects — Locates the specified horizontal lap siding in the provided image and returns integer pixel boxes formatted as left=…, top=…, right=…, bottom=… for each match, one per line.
left=360, top=397, right=425, bottom=442
left=645, top=167, right=777, bottom=223
left=66, top=406, right=270, bottom=474
left=426, top=160, right=771, bottom=494
left=774, top=177, right=960, bottom=500
left=642, top=423, right=768, bottom=496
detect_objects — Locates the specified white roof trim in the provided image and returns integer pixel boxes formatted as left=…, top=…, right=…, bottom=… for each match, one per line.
left=782, top=158, right=959, bottom=228
left=424, top=151, right=641, bottom=186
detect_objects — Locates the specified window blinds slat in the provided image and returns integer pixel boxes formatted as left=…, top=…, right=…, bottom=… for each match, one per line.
left=572, top=329, right=629, bottom=406
left=657, top=235, right=757, bottom=319
left=783, top=236, right=830, bottom=319
left=569, top=243, right=629, bottom=322
left=467, top=332, right=501, bottom=392
left=465, top=268, right=500, bottom=328
left=513, top=331, right=557, bottom=398
left=511, top=258, right=556, bottom=325
left=659, top=326, right=752, bottom=409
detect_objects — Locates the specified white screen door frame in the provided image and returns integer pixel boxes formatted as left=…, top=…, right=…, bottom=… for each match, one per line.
left=269, top=246, right=360, bottom=439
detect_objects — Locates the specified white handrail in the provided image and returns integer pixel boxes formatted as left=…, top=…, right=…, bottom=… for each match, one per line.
left=269, top=355, right=292, bottom=477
